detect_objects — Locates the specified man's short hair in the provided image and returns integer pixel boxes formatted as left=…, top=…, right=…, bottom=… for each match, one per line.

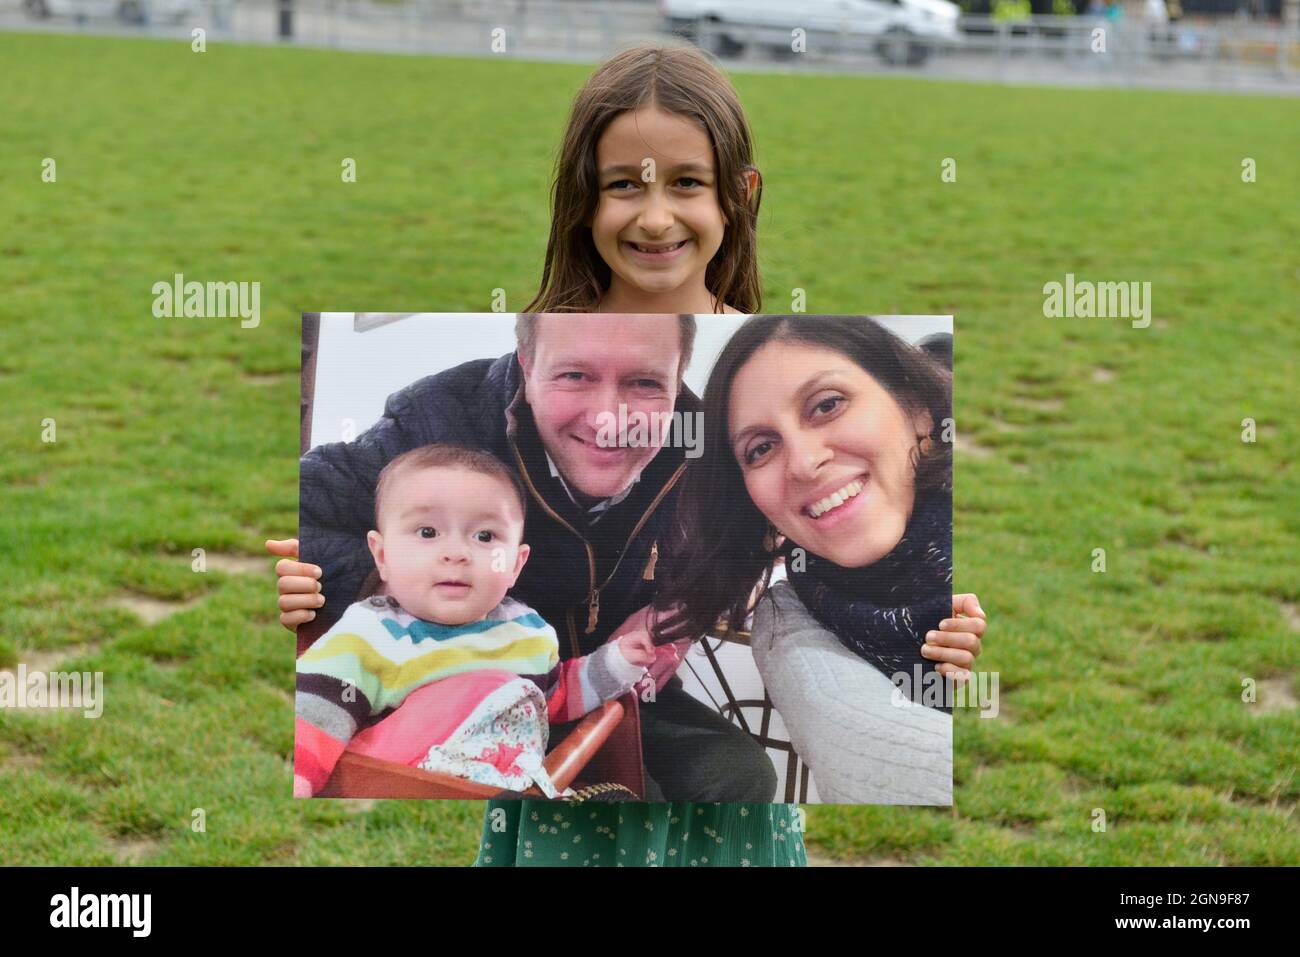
left=373, top=443, right=528, bottom=536
left=514, top=314, right=697, bottom=380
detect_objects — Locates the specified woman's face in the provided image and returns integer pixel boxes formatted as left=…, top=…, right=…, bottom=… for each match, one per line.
left=727, top=340, right=931, bottom=569
left=589, top=106, right=727, bottom=300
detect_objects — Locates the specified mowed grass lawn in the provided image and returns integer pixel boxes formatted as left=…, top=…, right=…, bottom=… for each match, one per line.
left=1, top=31, right=1297, bottom=866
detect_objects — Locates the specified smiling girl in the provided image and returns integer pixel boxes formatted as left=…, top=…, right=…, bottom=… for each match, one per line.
left=478, top=41, right=807, bottom=868
left=526, top=43, right=761, bottom=316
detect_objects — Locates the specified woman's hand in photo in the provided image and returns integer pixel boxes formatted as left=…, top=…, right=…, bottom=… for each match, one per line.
left=265, top=538, right=325, bottom=632
left=617, top=632, right=657, bottom=668
left=921, top=592, right=986, bottom=683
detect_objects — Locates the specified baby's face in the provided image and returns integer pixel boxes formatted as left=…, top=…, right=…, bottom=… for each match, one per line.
left=367, top=466, right=529, bottom=626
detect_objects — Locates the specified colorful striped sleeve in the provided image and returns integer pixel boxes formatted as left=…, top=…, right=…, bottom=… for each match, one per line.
left=294, top=601, right=388, bottom=796
left=542, top=641, right=646, bottom=724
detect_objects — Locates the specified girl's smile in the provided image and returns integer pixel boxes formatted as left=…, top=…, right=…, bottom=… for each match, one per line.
left=622, top=238, right=693, bottom=262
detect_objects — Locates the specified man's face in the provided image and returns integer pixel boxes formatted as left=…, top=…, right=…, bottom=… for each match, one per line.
left=519, top=315, right=682, bottom=502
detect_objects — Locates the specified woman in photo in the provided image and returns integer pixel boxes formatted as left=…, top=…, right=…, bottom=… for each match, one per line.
left=651, top=315, right=986, bottom=804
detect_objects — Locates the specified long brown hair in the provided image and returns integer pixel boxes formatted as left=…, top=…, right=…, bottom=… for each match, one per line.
left=526, top=42, right=763, bottom=314
left=651, top=316, right=953, bottom=644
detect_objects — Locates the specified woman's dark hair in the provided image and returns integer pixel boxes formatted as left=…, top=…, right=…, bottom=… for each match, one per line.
left=651, top=315, right=952, bottom=644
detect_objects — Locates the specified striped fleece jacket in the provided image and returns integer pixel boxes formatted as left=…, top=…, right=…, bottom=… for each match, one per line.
left=295, top=594, right=646, bottom=795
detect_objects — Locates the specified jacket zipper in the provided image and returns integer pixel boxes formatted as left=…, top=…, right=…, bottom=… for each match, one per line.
left=642, top=540, right=658, bottom=581
left=510, top=442, right=596, bottom=645
left=596, top=461, right=688, bottom=596
left=510, top=440, right=689, bottom=638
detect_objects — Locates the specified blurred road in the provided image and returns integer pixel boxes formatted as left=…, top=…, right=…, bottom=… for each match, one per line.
left=3, top=0, right=1297, bottom=96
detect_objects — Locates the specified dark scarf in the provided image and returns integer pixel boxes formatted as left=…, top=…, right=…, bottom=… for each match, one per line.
left=786, top=490, right=953, bottom=711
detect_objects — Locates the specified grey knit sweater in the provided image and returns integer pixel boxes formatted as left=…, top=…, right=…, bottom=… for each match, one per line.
left=750, top=582, right=952, bottom=805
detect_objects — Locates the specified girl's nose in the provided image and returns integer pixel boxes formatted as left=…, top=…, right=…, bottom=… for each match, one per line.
left=637, top=190, right=674, bottom=235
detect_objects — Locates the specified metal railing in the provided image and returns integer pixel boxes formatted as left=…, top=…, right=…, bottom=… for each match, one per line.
left=4, top=0, right=1296, bottom=89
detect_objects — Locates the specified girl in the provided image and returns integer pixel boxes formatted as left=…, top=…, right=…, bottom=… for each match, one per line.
left=484, top=41, right=802, bottom=867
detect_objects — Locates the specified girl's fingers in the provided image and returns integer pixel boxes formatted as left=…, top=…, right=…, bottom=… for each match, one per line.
left=940, top=616, right=985, bottom=637
left=280, top=592, right=326, bottom=613
left=266, top=539, right=300, bottom=559
left=281, top=609, right=316, bottom=629
left=921, top=643, right=975, bottom=668
left=936, top=663, right=973, bottom=683
left=279, top=574, right=323, bottom=596
left=952, top=593, right=985, bottom=620
left=928, top=629, right=982, bottom=656
left=276, top=560, right=322, bottom=580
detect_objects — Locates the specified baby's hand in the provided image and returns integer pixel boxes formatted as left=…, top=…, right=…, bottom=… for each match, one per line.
left=617, top=632, right=656, bottom=668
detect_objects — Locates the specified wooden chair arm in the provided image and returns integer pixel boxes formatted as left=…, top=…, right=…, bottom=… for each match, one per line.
left=541, top=697, right=624, bottom=792
left=319, top=697, right=626, bottom=800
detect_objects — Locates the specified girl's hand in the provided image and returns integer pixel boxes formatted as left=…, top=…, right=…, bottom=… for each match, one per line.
left=921, top=592, right=986, bottom=683
left=265, top=539, right=325, bottom=632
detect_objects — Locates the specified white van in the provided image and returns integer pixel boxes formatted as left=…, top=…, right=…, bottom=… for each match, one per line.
left=661, top=0, right=962, bottom=65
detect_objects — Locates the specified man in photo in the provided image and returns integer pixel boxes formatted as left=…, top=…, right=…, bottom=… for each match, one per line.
left=283, top=313, right=778, bottom=802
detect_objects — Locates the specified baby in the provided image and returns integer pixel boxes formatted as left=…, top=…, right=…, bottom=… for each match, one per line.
left=294, top=442, right=655, bottom=798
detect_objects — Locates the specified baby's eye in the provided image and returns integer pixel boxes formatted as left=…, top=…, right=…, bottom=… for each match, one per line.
left=475, top=530, right=495, bottom=543
left=417, top=527, right=437, bottom=539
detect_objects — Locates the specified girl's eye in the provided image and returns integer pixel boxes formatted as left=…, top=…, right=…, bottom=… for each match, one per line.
left=607, top=179, right=637, bottom=191
left=743, top=441, right=773, bottom=466
left=418, top=527, right=437, bottom=539
left=677, top=177, right=702, bottom=189
left=475, top=531, right=495, bottom=543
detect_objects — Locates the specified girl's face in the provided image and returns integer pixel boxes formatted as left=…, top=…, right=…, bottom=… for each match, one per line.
left=727, top=341, right=932, bottom=569
left=590, top=106, right=727, bottom=302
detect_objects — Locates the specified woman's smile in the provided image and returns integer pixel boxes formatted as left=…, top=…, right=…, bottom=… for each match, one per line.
left=802, top=474, right=869, bottom=521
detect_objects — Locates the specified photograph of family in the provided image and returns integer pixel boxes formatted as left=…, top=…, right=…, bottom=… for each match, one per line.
left=292, top=313, right=965, bottom=806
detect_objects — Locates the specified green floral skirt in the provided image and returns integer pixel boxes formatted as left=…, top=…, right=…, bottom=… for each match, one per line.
left=475, top=799, right=807, bottom=867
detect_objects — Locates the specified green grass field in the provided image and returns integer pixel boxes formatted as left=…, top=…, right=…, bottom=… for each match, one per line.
left=1, top=31, right=1297, bottom=866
